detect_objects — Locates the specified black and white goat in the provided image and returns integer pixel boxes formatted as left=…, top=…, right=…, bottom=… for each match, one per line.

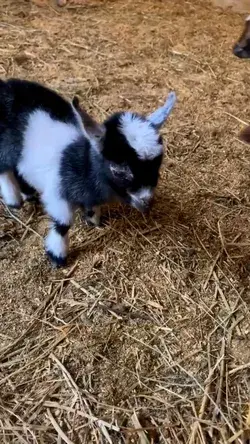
left=0, top=78, right=176, bottom=267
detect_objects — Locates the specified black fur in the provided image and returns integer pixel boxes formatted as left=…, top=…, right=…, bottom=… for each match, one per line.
left=60, top=136, right=126, bottom=208
left=46, top=250, right=67, bottom=268
left=103, top=113, right=163, bottom=192
left=86, top=209, right=95, bottom=218
left=0, top=78, right=77, bottom=174
left=13, top=169, right=37, bottom=198
left=54, top=221, right=70, bottom=237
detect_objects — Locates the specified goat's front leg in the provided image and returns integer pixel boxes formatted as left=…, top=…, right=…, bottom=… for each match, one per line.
left=42, top=194, right=73, bottom=267
left=84, top=206, right=101, bottom=227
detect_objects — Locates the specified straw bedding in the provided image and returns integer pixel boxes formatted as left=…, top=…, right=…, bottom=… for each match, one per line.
left=0, top=0, right=249, bottom=442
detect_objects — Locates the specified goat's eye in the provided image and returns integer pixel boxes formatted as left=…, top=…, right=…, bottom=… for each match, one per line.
left=110, top=163, right=134, bottom=186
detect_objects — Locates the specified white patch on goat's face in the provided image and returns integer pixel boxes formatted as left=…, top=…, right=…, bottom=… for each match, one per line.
left=18, top=109, right=81, bottom=205
left=129, top=186, right=154, bottom=211
left=246, top=15, right=250, bottom=22
left=45, top=226, right=69, bottom=259
left=119, top=113, right=162, bottom=160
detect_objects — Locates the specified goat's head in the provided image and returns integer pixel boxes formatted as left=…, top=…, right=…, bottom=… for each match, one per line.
left=72, top=93, right=176, bottom=213
left=102, top=93, right=176, bottom=213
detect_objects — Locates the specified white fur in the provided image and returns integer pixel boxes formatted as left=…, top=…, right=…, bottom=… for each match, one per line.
left=119, top=113, right=162, bottom=160
left=45, top=226, right=68, bottom=258
left=129, top=187, right=153, bottom=208
left=17, top=110, right=80, bottom=224
left=0, top=171, right=22, bottom=207
left=246, top=15, right=250, bottom=22
left=43, top=194, right=73, bottom=226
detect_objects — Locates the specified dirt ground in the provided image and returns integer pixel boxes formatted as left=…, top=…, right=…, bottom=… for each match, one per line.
left=0, top=0, right=250, bottom=442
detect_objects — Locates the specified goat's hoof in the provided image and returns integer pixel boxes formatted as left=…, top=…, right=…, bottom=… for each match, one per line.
left=22, top=193, right=39, bottom=204
left=46, top=250, right=67, bottom=268
left=7, top=202, right=22, bottom=210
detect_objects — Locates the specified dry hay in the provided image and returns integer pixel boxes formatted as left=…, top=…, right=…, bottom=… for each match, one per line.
left=212, top=0, right=250, bottom=13
left=0, top=0, right=250, bottom=443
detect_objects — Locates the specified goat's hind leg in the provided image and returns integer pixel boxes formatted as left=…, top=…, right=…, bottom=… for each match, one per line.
left=0, top=171, right=22, bottom=208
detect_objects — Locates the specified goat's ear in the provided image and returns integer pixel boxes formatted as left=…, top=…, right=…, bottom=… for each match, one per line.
left=147, top=91, right=177, bottom=129
left=82, top=110, right=106, bottom=141
left=72, top=97, right=106, bottom=142
left=239, top=126, right=250, bottom=144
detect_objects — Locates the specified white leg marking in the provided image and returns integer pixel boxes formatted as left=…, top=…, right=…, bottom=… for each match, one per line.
left=45, top=226, right=69, bottom=259
left=0, top=172, right=22, bottom=207
left=42, top=194, right=73, bottom=263
left=42, top=193, right=73, bottom=226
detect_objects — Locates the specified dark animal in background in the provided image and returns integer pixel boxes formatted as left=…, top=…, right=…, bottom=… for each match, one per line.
left=232, top=17, right=250, bottom=142
left=238, top=125, right=250, bottom=143
left=233, top=15, right=250, bottom=58
left=0, top=78, right=176, bottom=267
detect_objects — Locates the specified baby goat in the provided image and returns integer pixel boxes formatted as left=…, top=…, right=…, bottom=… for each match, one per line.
left=0, top=78, right=176, bottom=267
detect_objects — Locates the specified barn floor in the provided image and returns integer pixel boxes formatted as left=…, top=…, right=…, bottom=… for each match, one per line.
left=0, top=0, right=250, bottom=442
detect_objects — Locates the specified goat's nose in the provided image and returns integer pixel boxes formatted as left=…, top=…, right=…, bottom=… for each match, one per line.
left=233, top=43, right=246, bottom=58
left=131, top=197, right=152, bottom=214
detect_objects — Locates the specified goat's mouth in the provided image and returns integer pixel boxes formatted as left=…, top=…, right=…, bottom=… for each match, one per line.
left=128, top=189, right=154, bottom=214
left=131, top=200, right=152, bottom=214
